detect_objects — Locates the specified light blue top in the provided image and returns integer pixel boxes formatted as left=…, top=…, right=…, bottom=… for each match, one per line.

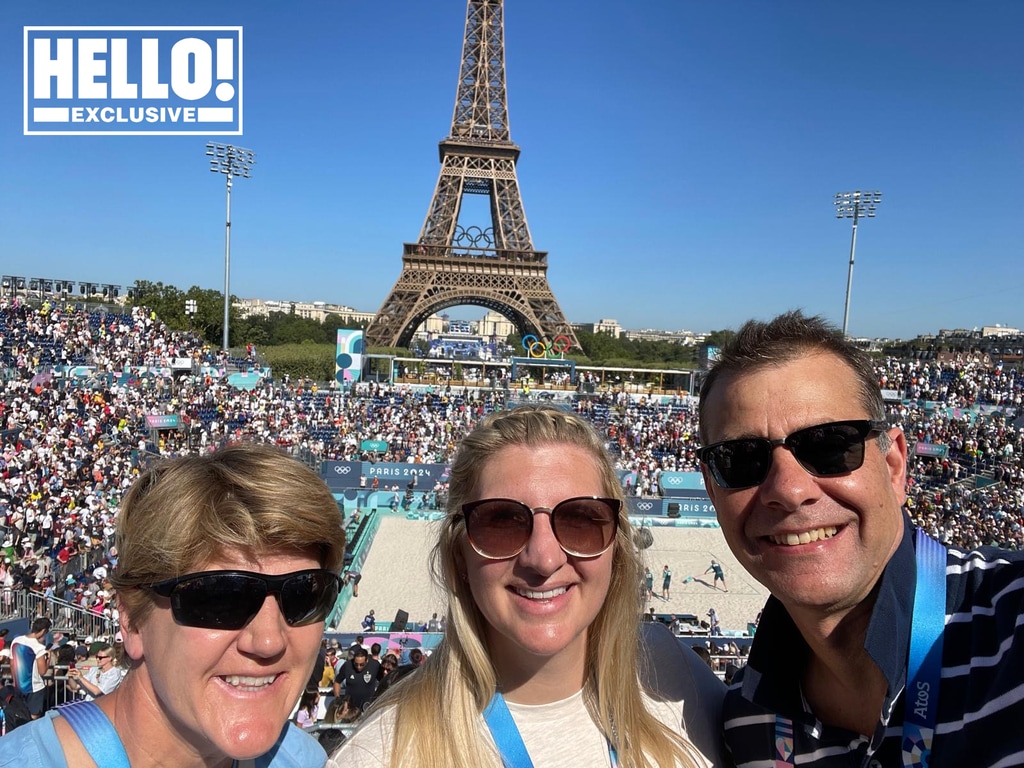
left=0, top=710, right=327, bottom=768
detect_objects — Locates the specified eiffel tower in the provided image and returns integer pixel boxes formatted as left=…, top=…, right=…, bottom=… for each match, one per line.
left=364, top=0, right=579, bottom=352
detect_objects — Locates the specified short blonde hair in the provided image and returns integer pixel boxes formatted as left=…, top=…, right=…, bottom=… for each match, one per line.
left=110, top=442, right=345, bottom=627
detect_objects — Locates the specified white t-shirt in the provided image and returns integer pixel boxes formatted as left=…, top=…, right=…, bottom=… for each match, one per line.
left=80, top=664, right=125, bottom=700
left=332, top=687, right=710, bottom=768
left=328, top=624, right=723, bottom=768
left=10, top=635, right=48, bottom=694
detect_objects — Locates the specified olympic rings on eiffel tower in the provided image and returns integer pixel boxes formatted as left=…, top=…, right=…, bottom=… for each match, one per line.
left=521, top=334, right=572, bottom=358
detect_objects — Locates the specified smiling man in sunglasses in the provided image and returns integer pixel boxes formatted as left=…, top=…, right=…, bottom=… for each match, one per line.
left=0, top=443, right=346, bottom=768
left=698, top=310, right=1024, bottom=767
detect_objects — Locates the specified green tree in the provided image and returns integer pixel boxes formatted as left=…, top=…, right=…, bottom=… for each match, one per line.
left=127, top=280, right=246, bottom=348
left=260, top=344, right=335, bottom=381
left=323, top=314, right=369, bottom=338
left=269, top=312, right=322, bottom=345
left=576, top=330, right=632, bottom=363
left=188, top=286, right=233, bottom=345
left=703, top=329, right=736, bottom=349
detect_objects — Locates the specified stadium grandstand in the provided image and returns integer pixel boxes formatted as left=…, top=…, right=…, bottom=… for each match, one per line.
left=1, top=295, right=1022, bottom=724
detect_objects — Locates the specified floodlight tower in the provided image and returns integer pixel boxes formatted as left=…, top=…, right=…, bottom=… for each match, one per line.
left=834, top=190, right=881, bottom=336
left=206, top=143, right=256, bottom=352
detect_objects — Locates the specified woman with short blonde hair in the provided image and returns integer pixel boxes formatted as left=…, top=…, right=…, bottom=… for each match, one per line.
left=3, top=442, right=347, bottom=767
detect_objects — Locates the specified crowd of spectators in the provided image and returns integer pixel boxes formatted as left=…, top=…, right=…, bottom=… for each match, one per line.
left=1, top=299, right=1022, bottom=637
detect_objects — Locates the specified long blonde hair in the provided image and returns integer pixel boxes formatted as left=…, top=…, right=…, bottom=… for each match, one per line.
left=365, top=405, right=704, bottom=768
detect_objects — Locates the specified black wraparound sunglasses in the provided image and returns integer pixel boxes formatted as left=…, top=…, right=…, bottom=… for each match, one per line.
left=144, top=569, right=341, bottom=630
left=461, top=496, right=620, bottom=559
left=697, top=419, right=889, bottom=490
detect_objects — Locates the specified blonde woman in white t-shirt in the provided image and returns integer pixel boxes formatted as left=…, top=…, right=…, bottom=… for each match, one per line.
left=329, top=406, right=726, bottom=768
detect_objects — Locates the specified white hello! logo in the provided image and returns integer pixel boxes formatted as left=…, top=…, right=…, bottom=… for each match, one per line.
left=24, top=26, right=243, bottom=135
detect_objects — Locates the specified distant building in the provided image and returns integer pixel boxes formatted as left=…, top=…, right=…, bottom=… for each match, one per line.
left=573, top=318, right=623, bottom=338
left=934, top=326, right=1022, bottom=340
left=235, top=297, right=374, bottom=325
left=422, top=314, right=444, bottom=335
left=476, top=311, right=515, bottom=339
left=981, top=325, right=1021, bottom=338
left=622, top=329, right=703, bottom=345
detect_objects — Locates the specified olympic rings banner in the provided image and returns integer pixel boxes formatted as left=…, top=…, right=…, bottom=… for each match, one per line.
left=659, top=472, right=708, bottom=497
left=321, top=461, right=447, bottom=490
left=520, top=333, right=572, bottom=359
left=321, top=461, right=363, bottom=490
left=625, top=497, right=717, bottom=518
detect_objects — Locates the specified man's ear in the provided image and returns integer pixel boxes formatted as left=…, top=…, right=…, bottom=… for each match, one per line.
left=701, top=463, right=724, bottom=512
left=884, top=427, right=908, bottom=507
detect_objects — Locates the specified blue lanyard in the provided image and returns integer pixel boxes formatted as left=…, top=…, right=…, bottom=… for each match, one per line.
left=59, top=701, right=131, bottom=768
left=900, top=528, right=946, bottom=766
left=59, top=700, right=258, bottom=768
left=484, top=692, right=618, bottom=767
left=484, top=694, right=535, bottom=768
left=773, top=528, right=946, bottom=767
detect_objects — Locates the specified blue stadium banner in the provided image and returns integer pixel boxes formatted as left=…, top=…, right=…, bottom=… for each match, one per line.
left=663, top=487, right=711, bottom=501
left=227, top=371, right=263, bottom=391
left=321, top=460, right=362, bottom=490
left=335, top=329, right=364, bottom=386
left=365, top=462, right=445, bottom=486
left=627, top=497, right=717, bottom=518
left=659, top=472, right=705, bottom=491
left=659, top=472, right=709, bottom=498
left=665, top=498, right=717, bottom=516
left=628, top=498, right=661, bottom=517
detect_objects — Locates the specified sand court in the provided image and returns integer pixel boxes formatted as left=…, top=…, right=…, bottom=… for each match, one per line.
left=635, top=526, right=770, bottom=633
left=337, top=516, right=771, bottom=635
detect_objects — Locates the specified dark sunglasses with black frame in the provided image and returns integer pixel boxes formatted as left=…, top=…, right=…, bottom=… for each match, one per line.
left=698, top=419, right=890, bottom=490
left=143, top=569, right=342, bottom=630
left=461, top=496, right=621, bottom=560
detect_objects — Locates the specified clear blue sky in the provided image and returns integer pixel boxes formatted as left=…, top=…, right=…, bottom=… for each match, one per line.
left=3, top=1, right=1022, bottom=340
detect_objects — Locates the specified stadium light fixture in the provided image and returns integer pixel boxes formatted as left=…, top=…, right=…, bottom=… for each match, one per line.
left=206, top=143, right=256, bottom=352
left=185, top=298, right=198, bottom=331
left=834, top=190, right=882, bottom=336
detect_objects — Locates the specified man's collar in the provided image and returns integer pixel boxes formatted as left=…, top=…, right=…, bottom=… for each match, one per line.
left=741, top=594, right=808, bottom=712
left=863, top=513, right=917, bottom=699
left=741, top=515, right=917, bottom=716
